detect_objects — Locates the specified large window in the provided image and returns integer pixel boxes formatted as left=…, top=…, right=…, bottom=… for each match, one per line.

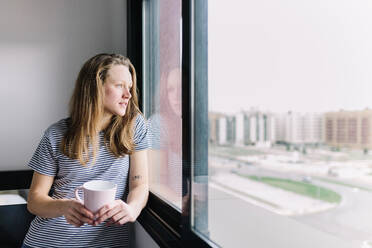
left=203, top=0, right=372, bottom=247
left=143, top=0, right=183, bottom=210
left=137, top=0, right=372, bottom=247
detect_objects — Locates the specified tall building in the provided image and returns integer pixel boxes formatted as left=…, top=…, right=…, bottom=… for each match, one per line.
left=218, top=117, right=227, bottom=145
left=235, top=112, right=245, bottom=145
left=226, top=115, right=236, bottom=144
left=235, top=110, right=276, bottom=147
left=208, top=112, right=235, bottom=145
left=324, top=109, right=372, bottom=149
left=208, top=112, right=223, bottom=145
left=303, top=112, right=323, bottom=143
left=275, top=112, right=323, bottom=145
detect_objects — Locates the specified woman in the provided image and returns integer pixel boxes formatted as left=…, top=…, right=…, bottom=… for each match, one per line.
left=22, top=53, right=149, bottom=248
left=147, top=67, right=183, bottom=207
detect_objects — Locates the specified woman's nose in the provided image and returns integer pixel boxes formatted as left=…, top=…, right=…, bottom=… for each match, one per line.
left=123, top=88, right=131, bottom=98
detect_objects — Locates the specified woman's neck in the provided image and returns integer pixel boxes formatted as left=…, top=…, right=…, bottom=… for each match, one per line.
left=99, top=112, right=113, bottom=132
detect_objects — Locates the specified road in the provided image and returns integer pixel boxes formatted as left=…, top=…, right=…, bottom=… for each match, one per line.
left=207, top=186, right=357, bottom=248
left=208, top=156, right=372, bottom=247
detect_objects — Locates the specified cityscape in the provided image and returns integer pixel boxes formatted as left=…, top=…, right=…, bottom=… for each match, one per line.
left=209, top=108, right=372, bottom=151
left=207, top=107, right=372, bottom=247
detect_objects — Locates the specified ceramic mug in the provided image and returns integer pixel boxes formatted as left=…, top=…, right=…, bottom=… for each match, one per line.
left=74, top=180, right=117, bottom=213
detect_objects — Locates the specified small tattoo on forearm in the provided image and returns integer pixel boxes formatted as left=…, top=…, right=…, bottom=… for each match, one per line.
left=132, top=175, right=142, bottom=180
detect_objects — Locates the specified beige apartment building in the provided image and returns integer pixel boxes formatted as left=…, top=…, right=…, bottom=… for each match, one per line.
left=324, top=109, right=372, bottom=149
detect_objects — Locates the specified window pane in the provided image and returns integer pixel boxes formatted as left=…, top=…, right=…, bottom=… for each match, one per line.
left=143, top=0, right=183, bottom=210
left=194, top=0, right=372, bottom=247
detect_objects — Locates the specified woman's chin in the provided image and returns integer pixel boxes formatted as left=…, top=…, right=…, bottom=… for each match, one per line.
left=114, top=109, right=127, bottom=117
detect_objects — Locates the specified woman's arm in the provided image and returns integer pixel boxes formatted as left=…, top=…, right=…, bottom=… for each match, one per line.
left=27, top=171, right=94, bottom=227
left=94, top=149, right=149, bottom=225
left=127, top=149, right=149, bottom=217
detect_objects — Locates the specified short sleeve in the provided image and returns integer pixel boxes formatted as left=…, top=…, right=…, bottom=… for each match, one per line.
left=133, top=114, right=150, bottom=151
left=28, top=130, right=58, bottom=176
left=147, top=114, right=162, bottom=150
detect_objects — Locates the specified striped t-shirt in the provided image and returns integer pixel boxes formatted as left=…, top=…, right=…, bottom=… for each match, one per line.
left=23, top=114, right=149, bottom=248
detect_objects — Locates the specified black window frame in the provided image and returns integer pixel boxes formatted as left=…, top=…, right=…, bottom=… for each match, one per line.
left=128, top=0, right=216, bottom=247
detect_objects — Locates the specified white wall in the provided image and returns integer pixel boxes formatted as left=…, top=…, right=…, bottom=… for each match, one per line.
left=0, top=0, right=127, bottom=171
left=0, top=2, right=162, bottom=247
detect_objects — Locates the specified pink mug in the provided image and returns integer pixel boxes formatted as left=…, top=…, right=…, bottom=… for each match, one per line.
left=74, top=180, right=117, bottom=213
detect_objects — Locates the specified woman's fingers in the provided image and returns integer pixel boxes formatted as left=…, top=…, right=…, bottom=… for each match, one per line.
left=107, top=211, right=126, bottom=225
left=74, top=210, right=94, bottom=224
left=63, top=199, right=94, bottom=227
left=92, top=200, right=136, bottom=226
left=78, top=206, right=94, bottom=219
left=109, top=213, right=131, bottom=226
left=73, top=205, right=94, bottom=224
left=94, top=206, right=121, bottom=225
left=71, top=200, right=94, bottom=218
left=117, top=215, right=131, bottom=225
left=94, top=201, right=123, bottom=225
left=102, top=201, right=136, bottom=226
left=66, top=213, right=83, bottom=227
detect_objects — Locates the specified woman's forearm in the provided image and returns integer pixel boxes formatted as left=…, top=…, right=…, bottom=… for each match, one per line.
left=127, top=184, right=149, bottom=219
left=27, top=192, right=67, bottom=218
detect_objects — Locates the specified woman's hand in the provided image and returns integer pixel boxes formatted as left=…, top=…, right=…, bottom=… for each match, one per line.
left=62, top=199, right=95, bottom=227
left=93, top=200, right=136, bottom=226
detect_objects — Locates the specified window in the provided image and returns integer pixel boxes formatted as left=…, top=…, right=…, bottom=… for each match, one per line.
left=348, top=118, right=357, bottom=143
left=362, top=118, right=370, bottom=145
left=133, top=0, right=372, bottom=247
left=142, top=0, right=183, bottom=210
left=202, top=0, right=372, bottom=247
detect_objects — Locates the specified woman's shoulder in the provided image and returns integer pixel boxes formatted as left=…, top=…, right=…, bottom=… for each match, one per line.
left=43, top=117, right=70, bottom=139
left=147, top=113, right=168, bottom=131
left=134, top=112, right=146, bottom=123
left=133, top=112, right=147, bottom=129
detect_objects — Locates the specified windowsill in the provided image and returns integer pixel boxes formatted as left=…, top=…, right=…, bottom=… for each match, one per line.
left=149, top=183, right=182, bottom=210
left=0, top=190, right=27, bottom=206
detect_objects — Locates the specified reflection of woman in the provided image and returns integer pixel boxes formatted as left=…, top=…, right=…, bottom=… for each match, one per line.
left=148, top=67, right=182, bottom=202
left=22, top=54, right=149, bottom=248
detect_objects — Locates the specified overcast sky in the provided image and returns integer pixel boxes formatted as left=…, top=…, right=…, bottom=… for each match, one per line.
left=208, top=0, right=372, bottom=114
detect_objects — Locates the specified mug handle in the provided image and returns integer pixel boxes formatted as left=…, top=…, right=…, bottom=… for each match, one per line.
left=74, top=186, right=84, bottom=204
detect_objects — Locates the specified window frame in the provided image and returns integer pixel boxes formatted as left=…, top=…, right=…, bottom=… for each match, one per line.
left=128, top=0, right=217, bottom=247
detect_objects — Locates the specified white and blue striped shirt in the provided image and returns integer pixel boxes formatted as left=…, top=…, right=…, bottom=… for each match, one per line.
left=24, top=114, right=149, bottom=248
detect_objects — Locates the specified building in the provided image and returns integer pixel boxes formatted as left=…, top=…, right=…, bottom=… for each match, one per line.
left=208, top=112, right=235, bottom=145
left=275, top=112, right=323, bottom=145
left=226, top=115, right=236, bottom=144
left=235, top=110, right=276, bottom=147
left=208, top=112, right=223, bottom=145
left=324, top=109, right=372, bottom=149
left=209, top=110, right=275, bottom=147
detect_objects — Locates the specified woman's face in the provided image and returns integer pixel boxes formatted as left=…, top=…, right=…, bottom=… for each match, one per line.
left=103, top=65, right=133, bottom=117
left=167, top=68, right=182, bottom=117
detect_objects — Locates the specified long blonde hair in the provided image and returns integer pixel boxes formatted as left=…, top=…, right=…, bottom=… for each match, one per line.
left=61, top=53, right=140, bottom=165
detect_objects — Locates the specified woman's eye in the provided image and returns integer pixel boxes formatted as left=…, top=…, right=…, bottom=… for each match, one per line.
left=116, top=84, right=123, bottom=88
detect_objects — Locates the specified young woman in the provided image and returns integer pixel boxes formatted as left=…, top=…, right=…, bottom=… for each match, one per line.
left=22, top=53, right=149, bottom=248
left=148, top=67, right=182, bottom=203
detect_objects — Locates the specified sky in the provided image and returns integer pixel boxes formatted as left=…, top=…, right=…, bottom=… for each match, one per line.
left=208, top=0, right=372, bottom=114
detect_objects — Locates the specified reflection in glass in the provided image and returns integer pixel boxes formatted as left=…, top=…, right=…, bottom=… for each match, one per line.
left=144, top=0, right=182, bottom=210
left=148, top=68, right=182, bottom=209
